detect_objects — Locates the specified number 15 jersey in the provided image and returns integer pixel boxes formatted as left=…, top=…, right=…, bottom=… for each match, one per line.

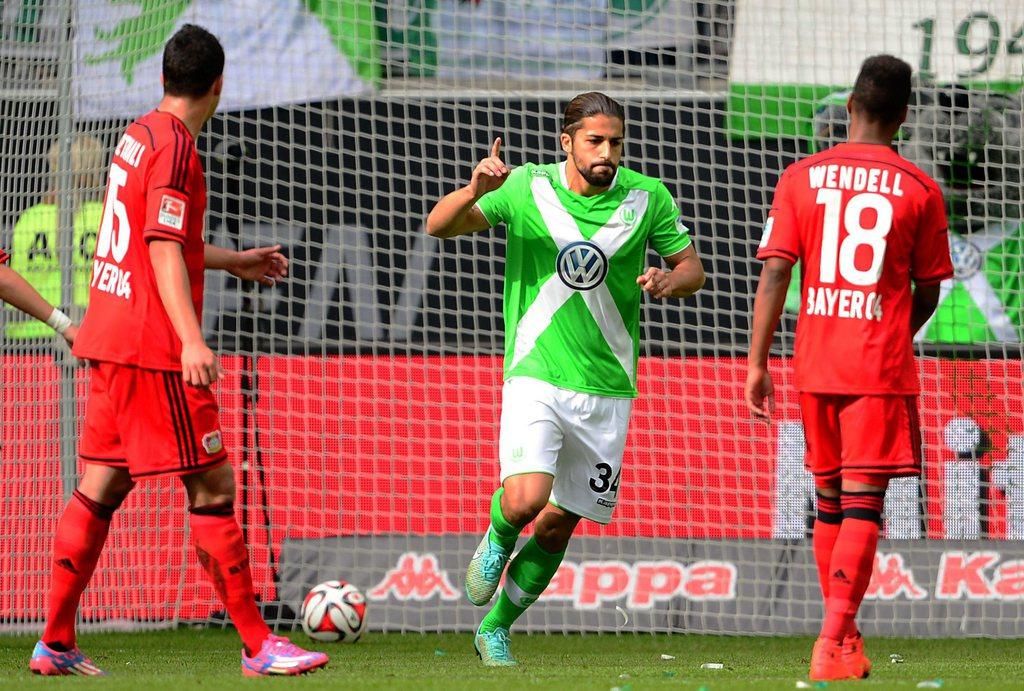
left=74, top=110, right=208, bottom=370
left=757, top=142, right=953, bottom=395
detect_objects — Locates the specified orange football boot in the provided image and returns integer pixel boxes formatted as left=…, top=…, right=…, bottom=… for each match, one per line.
left=842, top=633, right=872, bottom=679
left=809, top=637, right=857, bottom=681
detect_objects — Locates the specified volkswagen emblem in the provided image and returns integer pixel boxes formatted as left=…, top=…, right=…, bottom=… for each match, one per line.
left=556, top=241, right=608, bottom=291
left=949, top=233, right=982, bottom=281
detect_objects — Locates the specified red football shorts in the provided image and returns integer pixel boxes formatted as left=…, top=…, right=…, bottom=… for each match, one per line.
left=79, top=361, right=228, bottom=479
left=799, top=392, right=922, bottom=487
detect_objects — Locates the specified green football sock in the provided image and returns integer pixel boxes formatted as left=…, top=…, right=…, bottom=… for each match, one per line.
left=479, top=536, right=565, bottom=633
left=486, top=487, right=521, bottom=553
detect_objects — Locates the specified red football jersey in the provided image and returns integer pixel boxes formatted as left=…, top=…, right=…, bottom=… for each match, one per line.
left=0, top=247, right=9, bottom=264
left=73, top=110, right=208, bottom=370
left=757, top=142, right=953, bottom=395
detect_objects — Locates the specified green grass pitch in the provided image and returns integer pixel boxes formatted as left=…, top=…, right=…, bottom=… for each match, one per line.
left=1, top=629, right=1019, bottom=689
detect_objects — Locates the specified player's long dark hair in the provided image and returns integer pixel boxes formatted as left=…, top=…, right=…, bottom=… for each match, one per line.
left=852, top=55, right=912, bottom=125
left=562, top=92, right=625, bottom=136
left=162, top=24, right=225, bottom=98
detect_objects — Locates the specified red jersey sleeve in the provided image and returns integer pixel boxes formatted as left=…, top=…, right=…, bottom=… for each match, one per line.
left=756, top=169, right=800, bottom=263
left=143, top=135, right=193, bottom=245
left=0, top=248, right=9, bottom=264
left=911, top=186, right=954, bottom=285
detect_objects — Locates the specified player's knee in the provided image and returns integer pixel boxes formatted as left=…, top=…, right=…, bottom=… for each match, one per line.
left=533, top=519, right=574, bottom=553
left=78, top=466, right=135, bottom=507
left=842, top=474, right=889, bottom=494
left=102, top=478, right=135, bottom=506
left=180, top=464, right=236, bottom=508
left=501, top=495, right=547, bottom=527
left=814, top=476, right=841, bottom=496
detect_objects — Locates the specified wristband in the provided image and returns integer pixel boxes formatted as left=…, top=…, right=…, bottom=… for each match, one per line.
left=46, top=308, right=73, bottom=335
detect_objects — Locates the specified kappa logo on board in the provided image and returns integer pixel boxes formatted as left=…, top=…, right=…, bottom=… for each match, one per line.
left=368, top=553, right=459, bottom=601
left=865, top=553, right=928, bottom=600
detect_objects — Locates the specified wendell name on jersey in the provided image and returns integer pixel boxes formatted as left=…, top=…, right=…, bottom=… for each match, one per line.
left=807, top=163, right=905, bottom=197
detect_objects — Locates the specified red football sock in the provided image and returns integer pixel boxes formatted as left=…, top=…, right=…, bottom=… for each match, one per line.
left=820, top=491, right=884, bottom=641
left=189, top=503, right=271, bottom=655
left=812, top=492, right=842, bottom=602
left=42, top=491, right=115, bottom=650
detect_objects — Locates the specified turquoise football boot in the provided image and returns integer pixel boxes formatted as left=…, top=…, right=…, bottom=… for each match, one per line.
left=465, top=528, right=510, bottom=606
left=474, top=626, right=517, bottom=667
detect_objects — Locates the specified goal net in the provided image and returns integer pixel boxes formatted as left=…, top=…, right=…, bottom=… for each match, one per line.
left=1, top=0, right=1022, bottom=637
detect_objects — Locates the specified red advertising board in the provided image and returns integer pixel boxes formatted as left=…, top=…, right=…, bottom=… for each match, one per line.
left=1, top=355, right=1020, bottom=621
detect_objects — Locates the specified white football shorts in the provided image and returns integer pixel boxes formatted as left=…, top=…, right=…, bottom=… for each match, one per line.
left=498, top=377, right=633, bottom=524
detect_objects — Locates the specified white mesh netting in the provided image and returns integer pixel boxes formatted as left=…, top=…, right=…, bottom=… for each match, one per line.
left=1, top=1, right=1023, bottom=636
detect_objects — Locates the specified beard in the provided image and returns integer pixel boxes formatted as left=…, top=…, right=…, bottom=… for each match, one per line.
left=577, top=159, right=617, bottom=187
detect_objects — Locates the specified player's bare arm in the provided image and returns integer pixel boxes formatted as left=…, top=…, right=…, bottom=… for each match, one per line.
left=426, top=137, right=509, bottom=239
left=149, top=239, right=218, bottom=387
left=0, top=264, right=78, bottom=345
left=636, top=244, right=705, bottom=299
left=205, top=243, right=289, bottom=286
left=745, top=256, right=793, bottom=420
left=910, top=281, right=942, bottom=335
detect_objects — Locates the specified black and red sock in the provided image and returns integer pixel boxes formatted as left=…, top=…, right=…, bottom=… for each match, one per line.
left=812, top=492, right=842, bottom=602
left=820, top=491, right=884, bottom=641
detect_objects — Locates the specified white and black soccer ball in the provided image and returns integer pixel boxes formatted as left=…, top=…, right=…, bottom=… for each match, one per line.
left=300, top=580, right=367, bottom=643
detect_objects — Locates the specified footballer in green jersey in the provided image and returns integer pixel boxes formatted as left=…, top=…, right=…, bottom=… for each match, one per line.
left=427, top=92, right=705, bottom=666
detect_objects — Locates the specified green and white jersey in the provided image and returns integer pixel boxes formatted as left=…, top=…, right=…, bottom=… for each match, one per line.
left=475, top=161, right=692, bottom=398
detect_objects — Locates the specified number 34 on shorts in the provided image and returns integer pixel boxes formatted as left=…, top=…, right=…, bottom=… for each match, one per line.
left=498, top=377, right=632, bottom=525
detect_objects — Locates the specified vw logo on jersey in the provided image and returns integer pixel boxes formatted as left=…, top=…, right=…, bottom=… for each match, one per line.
left=556, top=241, right=608, bottom=291
left=949, top=233, right=983, bottom=280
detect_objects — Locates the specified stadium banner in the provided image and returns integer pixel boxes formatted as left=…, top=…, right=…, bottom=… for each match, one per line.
left=73, top=0, right=375, bottom=119
left=2, top=354, right=1023, bottom=627
left=70, top=0, right=701, bottom=116
left=279, top=535, right=1024, bottom=636
left=382, top=0, right=606, bottom=80
left=380, top=1, right=697, bottom=80
left=728, top=0, right=1024, bottom=138
left=607, top=0, right=696, bottom=52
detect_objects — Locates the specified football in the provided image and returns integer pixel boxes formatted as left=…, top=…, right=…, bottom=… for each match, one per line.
left=300, top=580, right=367, bottom=643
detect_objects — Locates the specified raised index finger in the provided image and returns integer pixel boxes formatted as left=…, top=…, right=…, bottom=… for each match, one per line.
left=490, top=137, right=502, bottom=160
